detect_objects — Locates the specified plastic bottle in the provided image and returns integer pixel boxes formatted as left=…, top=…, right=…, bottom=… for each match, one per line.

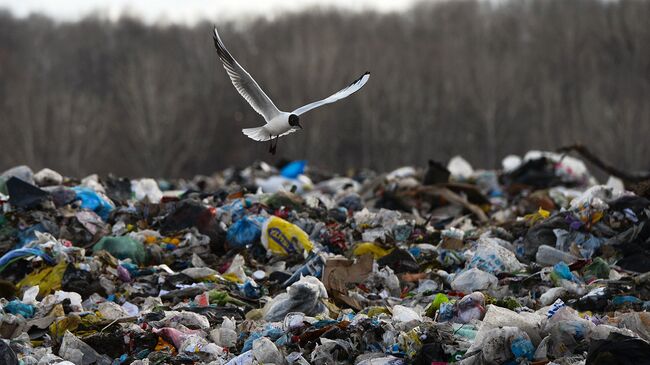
left=535, top=245, right=580, bottom=266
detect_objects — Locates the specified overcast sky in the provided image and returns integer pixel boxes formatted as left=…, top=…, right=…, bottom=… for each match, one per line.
left=0, top=0, right=422, bottom=24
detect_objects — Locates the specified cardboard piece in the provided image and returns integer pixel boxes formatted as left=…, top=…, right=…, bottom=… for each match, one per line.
left=322, top=255, right=374, bottom=310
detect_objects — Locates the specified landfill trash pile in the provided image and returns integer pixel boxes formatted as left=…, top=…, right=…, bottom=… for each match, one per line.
left=0, top=152, right=649, bottom=365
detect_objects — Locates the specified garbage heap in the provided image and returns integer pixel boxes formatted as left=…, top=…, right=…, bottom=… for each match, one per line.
left=0, top=152, right=649, bottom=365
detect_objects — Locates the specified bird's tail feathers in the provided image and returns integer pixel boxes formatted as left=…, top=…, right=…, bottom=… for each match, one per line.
left=242, top=127, right=271, bottom=142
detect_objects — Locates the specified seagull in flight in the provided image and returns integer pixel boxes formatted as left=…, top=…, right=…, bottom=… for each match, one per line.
left=213, top=26, right=370, bottom=155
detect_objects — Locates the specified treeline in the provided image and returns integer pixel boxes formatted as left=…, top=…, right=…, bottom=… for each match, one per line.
left=0, top=0, right=649, bottom=178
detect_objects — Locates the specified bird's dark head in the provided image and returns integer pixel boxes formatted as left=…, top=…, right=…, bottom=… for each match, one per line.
left=288, top=114, right=302, bottom=129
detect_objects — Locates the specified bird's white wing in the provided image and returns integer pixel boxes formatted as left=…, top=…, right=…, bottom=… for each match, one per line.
left=291, top=72, right=370, bottom=116
left=213, top=27, right=281, bottom=122
left=279, top=128, right=299, bottom=137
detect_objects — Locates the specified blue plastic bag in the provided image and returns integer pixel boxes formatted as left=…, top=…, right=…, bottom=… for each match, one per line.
left=510, top=337, right=535, bottom=360
left=612, top=295, right=642, bottom=306
left=73, top=187, right=114, bottom=221
left=239, top=280, right=262, bottom=299
left=242, top=325, right=284, bottom=352
left=4, top=300, right=35, bottom=318
left=280, top=160, right=307, bottom=179
left=219, top=199, right=251, bottom=223
left=553, top=262, right=574, bottom=281
left=226, top=216, right=265, bottom=248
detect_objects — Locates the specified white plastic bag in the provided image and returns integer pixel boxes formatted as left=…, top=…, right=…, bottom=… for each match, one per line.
left=468, top=237, right=525, bottom=274
left=469, top=305, right=543, bottom=353
left=210, top=317, right=238, bottom=348
left=451, top=268, right=498, bottom=293
left=252, top=337, right=284, bottom=364
left=391, top=305, right=422, bottom=323
left=131, top=178, right=163, bottom=203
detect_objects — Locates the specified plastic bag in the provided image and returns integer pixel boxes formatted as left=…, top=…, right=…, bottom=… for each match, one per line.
left=0, top=248, right=55, bottom=274
left=582, top=257, right=610, bottom=281
left=22, top=285, right=39, bottom=304
left=252, top=337, right=285, bottom=364
left=451, top=268, right=498, bottom=293
left=97, top=301, right=130, bottom=320
left=281, top=160, right=307, bottom=178
left=226, top=216, right=265, bottom=248
left=59, top=331, right=112, bottom=365
left=3, top=300, right=35, bottom=318
left=454, top=292, right=486, bottom=324
left=72, top=187, right=114, bottom=221
left=92, top=236, right=146, bottom=265
left=223, top=254, right=248, bottom=283
left=469, top=305, right=543, bottom=353
left=160, top=311, right=210, bottom=330
left=447, top=156, right=474, bottom=180
left=392, top=305, right=422, bottom=323
left=545, top=318, right=593, bottom=358
left=17, top=261, right=67, bottom=297
left=352, top=242, right=393, bottom=259
left=210, top=316, right=238, bottom=348
left=0, top=339, right=18, bottom=365
left=570, top=185, right=620, bottom=211
left=131, top=178, right=163, bottom=203
left=425, top=293, right=450, bottom=317
left=34, top=168, right=62, bottom=187
left=552, top=262, right=575, bottom=281
left=181, top=267, right=218, bottom=279
left=264, top=276, right=328, bottom=321
left=476, top=326, right=534, bottom=364
left=617, top=312, right=650, bottom=341
left=225, top=350, right=254, bottom=365
left=468, top=237, right=525, bottom=274
left=539, top=287, right=568, bottom=306
left=261, top=216, right=314, bottom=256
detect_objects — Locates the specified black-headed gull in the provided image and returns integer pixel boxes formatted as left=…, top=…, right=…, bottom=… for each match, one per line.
left=213, top=26, right=370, bottom=154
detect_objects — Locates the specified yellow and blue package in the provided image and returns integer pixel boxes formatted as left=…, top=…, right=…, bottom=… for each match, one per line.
left=261, top=216, right=313, bottom=256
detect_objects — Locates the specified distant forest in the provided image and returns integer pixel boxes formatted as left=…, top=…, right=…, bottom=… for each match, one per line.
left=0, top=0, right=649, bottom=178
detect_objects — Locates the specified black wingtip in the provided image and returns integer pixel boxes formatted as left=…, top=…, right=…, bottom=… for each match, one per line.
left=212, top=27, right=235, bottom=65
left=349, top=71, right=370, bottom=86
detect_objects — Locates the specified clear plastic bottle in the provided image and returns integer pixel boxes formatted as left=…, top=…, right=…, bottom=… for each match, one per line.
left=535, top=245, right=580, bottom=266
